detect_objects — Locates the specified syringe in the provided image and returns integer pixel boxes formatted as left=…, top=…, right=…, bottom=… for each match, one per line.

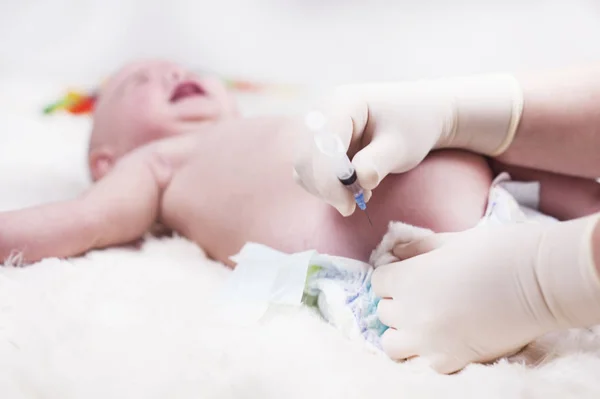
left=308, top=113, right=373, bottom=226
left=337, top=164, right=373, bottom=227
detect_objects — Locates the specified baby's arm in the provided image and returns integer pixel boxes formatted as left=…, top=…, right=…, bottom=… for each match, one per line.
left=491, top=161, right=600, bottom=220
left=0, top=151, right=168, bottom=263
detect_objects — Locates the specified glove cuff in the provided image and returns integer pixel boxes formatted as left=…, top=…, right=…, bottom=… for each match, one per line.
left=436, top=74, right=524, bottom=156
left=536, top=214, right=600, bottom=329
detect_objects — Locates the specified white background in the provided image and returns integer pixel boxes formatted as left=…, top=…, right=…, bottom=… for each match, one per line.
left=1, top=0, right=599, bottom=88
left=0, top=0, right=599, bottom=207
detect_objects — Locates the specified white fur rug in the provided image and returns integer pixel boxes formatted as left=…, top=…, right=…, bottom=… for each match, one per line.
left=2, top=81, right=600, bottom=398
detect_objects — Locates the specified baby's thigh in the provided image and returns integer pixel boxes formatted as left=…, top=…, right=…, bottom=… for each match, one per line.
left=372, top=150, right=492, bottom=232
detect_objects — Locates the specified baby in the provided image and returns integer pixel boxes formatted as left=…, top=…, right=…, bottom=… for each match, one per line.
left=0, top=60, right=594, bottom=267
left=0, top=60, right=492, bottom=266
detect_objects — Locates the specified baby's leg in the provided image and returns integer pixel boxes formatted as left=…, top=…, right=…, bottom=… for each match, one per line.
left=371, top=150, right=493, bottom=233
left=309, top=151, right=493, bottom=347
left=319, top=150, right=492, bottom=262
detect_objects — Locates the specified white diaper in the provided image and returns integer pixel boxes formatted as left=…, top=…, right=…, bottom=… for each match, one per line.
left=479, top=172, right=556, bottom=226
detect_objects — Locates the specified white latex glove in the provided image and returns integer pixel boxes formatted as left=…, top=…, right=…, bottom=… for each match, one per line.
left=293, top=75, right=523, bottom=215
left=371, top=215, right=600, bottom=374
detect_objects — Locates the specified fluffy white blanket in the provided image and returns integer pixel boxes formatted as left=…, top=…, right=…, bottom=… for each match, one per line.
left=1, top=81, right=600, bottom=398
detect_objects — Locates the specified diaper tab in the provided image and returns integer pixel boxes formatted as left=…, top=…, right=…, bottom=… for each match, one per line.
left=216, top=243, right=315, bottom=326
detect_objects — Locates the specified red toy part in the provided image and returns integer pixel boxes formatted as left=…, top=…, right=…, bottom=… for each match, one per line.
left=68, top=96, right=96, bottom=114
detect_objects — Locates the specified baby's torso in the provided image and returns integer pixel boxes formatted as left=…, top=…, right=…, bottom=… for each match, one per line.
left=158, top=117, right=386, bottom=266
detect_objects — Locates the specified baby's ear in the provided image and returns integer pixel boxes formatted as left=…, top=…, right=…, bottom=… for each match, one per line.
left=89, top=148, right=115, bottom=181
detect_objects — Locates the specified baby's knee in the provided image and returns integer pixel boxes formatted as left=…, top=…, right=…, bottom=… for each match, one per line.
left=420, top=150, right=492, bottom=178
left=407, top=150, right=493, bottom=231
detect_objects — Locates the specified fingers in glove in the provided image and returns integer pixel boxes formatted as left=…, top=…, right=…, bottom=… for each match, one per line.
left=380, top=324, right=469, bottom=373
left=312, top=147, right=358, bottom=216
left=371, top=259, right=412, bottom=298
left=352, top=133, right=402, bottom=191
left=371, top=263, right=395, bottom=298
left=380, top=328, right=420, bottom=361
left=392, top=233, right=453, bottom=260
left=294, top=96, right=371, bottom=216
left=363, top=188, right=372, bottom=203
left=292, top=122, right=356, bottom=215
left=410, top=353, right=467, bottom=375
left=312, top=88, right=370, bottom=153
left=376, top=298, right=401, bottom=327
left=372, top=246, right=441, bottom=299
left=292, top=168, right=319, bottom=198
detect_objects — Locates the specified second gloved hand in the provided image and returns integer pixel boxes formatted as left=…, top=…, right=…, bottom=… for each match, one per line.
left=371, top=215, right=600, bottom=374
left=293, top=75, right=523, bottom=216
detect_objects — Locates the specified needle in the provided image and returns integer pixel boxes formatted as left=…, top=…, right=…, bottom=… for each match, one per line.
left=364, top=208, right=373, bottom=227
left=338, top=172, right=373, bottom=229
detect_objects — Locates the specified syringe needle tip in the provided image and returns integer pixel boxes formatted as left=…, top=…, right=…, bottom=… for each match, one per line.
left=364, top=209, right=373, bottom=227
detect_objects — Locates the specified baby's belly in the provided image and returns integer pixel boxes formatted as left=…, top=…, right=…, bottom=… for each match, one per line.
left=161, top=150, right=492, bottom=266
left=160, top=163, right=381, bottom=266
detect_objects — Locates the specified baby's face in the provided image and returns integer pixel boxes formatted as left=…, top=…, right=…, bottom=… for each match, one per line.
left=89, top=60, right=238, bottom=179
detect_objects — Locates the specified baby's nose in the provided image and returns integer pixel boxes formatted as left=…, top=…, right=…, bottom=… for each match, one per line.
left=166, top=68, right=183, bottom=83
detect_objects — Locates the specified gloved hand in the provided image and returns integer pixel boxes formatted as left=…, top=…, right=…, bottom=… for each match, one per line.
left=293, top=75, right=523, bottom=216
left=371, top=215, right=600, bottom=374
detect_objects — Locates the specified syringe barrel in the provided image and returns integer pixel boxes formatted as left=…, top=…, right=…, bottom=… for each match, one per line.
left=338, top=171, right=367, bottom=211
left=307, top=113, right=368, bottom=212
left=338, top=171, right=361, bottom=194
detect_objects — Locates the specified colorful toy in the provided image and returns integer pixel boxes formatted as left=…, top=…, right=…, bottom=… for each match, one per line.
left=43, top=90, right=97, bottom=115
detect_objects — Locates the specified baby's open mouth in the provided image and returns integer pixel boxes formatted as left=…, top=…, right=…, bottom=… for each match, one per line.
left=170, top=81, right=206, bottom=103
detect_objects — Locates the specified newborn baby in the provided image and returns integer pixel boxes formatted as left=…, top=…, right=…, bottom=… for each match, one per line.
left=0, top=60, right=496, bottom=266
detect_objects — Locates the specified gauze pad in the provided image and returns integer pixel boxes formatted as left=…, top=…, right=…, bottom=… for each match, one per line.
left=216, top=243, right=315, bottom=326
